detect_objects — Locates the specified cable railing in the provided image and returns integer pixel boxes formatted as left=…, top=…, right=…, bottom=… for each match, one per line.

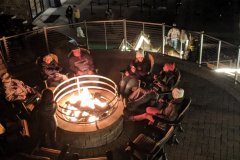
left=0, top=19, right=239, bottom=84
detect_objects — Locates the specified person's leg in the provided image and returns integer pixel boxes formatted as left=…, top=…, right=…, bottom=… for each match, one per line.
left=119, top=76, right=131, bottom=96
left=132, top=113, right=154, bottom=123
left=47, top=123, right=57, bottom=147
left=173, top=39, right=177, bottom=49
left=146, top=107, right=161, bottom=115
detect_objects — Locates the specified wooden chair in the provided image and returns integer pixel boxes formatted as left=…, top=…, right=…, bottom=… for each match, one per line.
left=33, top=144, right=70, bottom=160
left=17, top=153, right=51, bottom=160
left=125, top=126, right=175, bottom=160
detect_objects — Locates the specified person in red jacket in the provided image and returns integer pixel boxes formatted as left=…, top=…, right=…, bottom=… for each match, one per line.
left=68, top=48, right=95, bottom=76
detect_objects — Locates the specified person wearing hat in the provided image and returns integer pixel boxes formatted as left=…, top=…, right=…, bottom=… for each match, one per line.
left=42, top=54, right=68, bottom=87
left=128, top=88, right=184, bottom=129
left=131, top=49, right=154, bottom=78
left=1, top=72, right=37, bottom=102
left=119, top=49, right=154, bottom=98
left=68, top=47, right=95, bottom=76
left=167, top=23, right=180, bottom=50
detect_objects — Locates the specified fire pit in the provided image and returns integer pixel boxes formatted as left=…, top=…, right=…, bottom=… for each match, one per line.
left=53, top=75, right=124, bottom=148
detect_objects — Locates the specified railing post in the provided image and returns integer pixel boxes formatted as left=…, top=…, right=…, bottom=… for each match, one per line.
left=119, top=3, right=122, bottom=17
left=142, top=22, right=145, bottom=33
left=140, top=0, right=143, bottom=12
left=43, top=27, right=50, bottom=53
left=199, top=31, right=204, bottom=67
left=104, top=22, right=108, bottom=50
left=2, top=36, right=9, bottom=62
left=84, top=21, right=89, bottom=49
left=162, top=23, right=165, bottom=55
left=123, top=19, right=127, bottom=51
left=216, top=40, right=222, bottom=69
left=90, top=1, right=94, bottom=15
left=234, top=45, right=240, bottom=84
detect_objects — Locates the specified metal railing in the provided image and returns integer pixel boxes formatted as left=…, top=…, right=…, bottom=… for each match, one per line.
left=0, top=19, right=239, bottom=84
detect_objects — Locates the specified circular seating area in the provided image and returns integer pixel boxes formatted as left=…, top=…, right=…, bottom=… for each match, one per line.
left=1, top=49, right=240, bottom=159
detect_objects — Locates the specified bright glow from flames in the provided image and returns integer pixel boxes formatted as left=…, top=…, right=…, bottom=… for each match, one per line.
left=62, top=87, right=109, bottom=123
left=88, top=116, right=99, bottom=123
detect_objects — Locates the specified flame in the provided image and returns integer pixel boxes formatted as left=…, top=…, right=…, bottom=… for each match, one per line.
left=62, top=87, right=108, bottom=123
left=88, top=116, right=99, bottom=123
left=62, top=104, right=81, bottom=122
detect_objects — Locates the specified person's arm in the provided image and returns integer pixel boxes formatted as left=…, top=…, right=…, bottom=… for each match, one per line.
left=86, top=54, right=94, bottom=71
left=42, top=62, right=58, bottom=77
left=69, top=57, right=78, bottom=74
left=167, top=29, right=172, bottom=38
left=148, top=53, right=154, bottom=73
left=4, top=87, right=17, bottom=101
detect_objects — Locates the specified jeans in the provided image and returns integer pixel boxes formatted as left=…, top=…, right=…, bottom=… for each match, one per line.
left=170, top=39, right=178, bottom=50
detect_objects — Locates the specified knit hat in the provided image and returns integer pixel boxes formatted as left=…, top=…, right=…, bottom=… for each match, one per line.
left=163, top=63, right=175, bottom=72
left=72, top=48, right=81, bottom=57
left=1, top=72, right=11, bottom=83
left=172, top=88, right=184, bottom=99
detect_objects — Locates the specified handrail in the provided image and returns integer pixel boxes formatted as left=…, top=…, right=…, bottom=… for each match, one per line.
left=126, top=19, right=164, bottom=26
left=3, top=28, right=43, bottom=39
left=0, top=19, right=239, bottom=84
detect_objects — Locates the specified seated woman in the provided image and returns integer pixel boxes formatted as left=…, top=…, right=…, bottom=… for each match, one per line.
left=129, top=88, right=184, bottom=130
left=68, top=47, right=95, bottom=76
left=119, top=50, right=153, bottom=98
left=42, top=54, right=68, bottom=87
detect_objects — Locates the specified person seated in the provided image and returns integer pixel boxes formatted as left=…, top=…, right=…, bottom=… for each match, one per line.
left=1, top=72, right=40, bottom=119
left=1, top=72, right=38, bottom=103
left=131, top=49, right=154, bottom=80
left=68, top=47, right=95, bottom=76
left=119, top=49, right=154, bottom=98
left=128, top=88, right=184, bottom=130
left=152, top=63, right=180, bottom=93
left=42, top=54, right=68, bottom=87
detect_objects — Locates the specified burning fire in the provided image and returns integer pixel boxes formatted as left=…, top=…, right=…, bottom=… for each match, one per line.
left=61, top=87, right=109, bottom=123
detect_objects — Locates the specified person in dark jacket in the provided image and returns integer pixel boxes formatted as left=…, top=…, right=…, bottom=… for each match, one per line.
left=38, top=89, right=57, bottom=147
left=68, top=48, right=95, bottom=76
left=153, top=63, right=180, bottom=92
left=42, top=54, right=68, bottom=86
left=66, top=5, right=73, bottom=24
left=119, top=49, right=154, bottom=98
